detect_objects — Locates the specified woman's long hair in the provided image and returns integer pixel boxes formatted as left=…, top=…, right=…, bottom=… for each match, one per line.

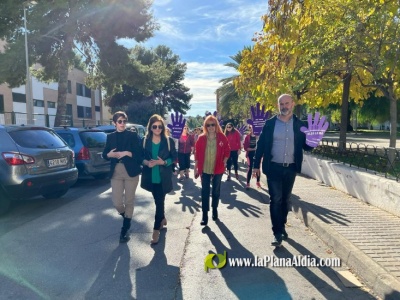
left=224, top=122, right=237, bottom=136
left=202, top=115, right=223, bottom=135
left=145, top=114, right=167, bottom=140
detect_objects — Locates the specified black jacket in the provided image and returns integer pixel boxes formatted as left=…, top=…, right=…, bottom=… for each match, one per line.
left=254, top=115, right=313, bottom=175
left=102, top=130, right=143, bottom=178
left=140, top=136, right=177, bottom=194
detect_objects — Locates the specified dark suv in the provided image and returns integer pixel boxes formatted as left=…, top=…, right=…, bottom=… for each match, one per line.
left=0, top=125, right=78, bottom=215
left=54, top=127, right=110, bottom=179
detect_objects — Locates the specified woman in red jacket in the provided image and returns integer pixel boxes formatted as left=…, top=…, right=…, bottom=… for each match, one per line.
left=224, top=122, right=242, bottom=181
left=194, top=115, right=230, bottom=226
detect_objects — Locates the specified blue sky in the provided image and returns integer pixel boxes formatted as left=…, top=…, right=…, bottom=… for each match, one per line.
left=120, top=0, right=267, bottom=117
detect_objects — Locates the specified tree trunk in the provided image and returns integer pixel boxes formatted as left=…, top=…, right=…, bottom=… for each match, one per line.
left=54, top=33, right=74, bottom=127
left=339, top=73, right=351, bottom=151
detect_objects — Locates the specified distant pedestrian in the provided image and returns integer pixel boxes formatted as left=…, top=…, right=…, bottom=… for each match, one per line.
left=194, top=115, right=230, bottom=225
left=224, top=122, right=242, bottom=181
left=102, top=111, right=143, bottom=243
left=253, top=94, right=313, bottom=247
left=177, top=125, right=195, bottom=181
left=243, top=125, right=260, bottom=189
left=141, top=114, right=177, bottom=244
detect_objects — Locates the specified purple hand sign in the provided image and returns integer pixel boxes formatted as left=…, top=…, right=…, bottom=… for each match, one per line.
left=247, top=103, right=271, bottom=136
left=300, top=112, right=329, bottom=148
left=237, top=125, right=247, bottom=136
left=167, top=111, right=186, bottom=139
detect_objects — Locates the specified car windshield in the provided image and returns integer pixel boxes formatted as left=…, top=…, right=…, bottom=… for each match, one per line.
left=80, top=131, right=107, bottom=148
left=8, top=129, right=67, bottom=149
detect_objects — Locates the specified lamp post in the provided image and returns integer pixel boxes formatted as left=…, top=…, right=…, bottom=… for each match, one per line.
left=23, top=1, right=37, bottom=125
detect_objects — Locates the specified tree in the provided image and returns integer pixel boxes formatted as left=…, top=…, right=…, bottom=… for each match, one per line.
left=217, top=47, right=253, bottom=121
left=106, top=45, right=192, bottom=118
left=0, top=0, right=157, bottom=126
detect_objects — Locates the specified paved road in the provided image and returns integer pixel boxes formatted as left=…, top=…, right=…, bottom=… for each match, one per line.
left=0, top=165, right=377, bottom=299
left=324, top=132, right=399, bottom=148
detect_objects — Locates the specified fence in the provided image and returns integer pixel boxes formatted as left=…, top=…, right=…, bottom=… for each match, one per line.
left=313, top=139, right=400, bottom=181
left=0, top=111, right=111, bottom=128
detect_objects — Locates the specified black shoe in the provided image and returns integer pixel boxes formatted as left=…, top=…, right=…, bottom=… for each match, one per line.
left=271, top=237, right=282, bottom=247
left=200, top=212, right=208, bottom=226
left=119, top=232, right=130, bottom=243
left=282, top=231, right=288, bottom=241
left=212, top=208, right=218, bottom=221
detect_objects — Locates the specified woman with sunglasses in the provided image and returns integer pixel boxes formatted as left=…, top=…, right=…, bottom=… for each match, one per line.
left=243, top=125, right=261, bottom=189
left=224, top=122, right=242, bottom=181
left=177, top=125, right=195, bottom=181
left=102, top=111, right=143, bottom=243
left=194, top=115, right=230, bottom=225
left=141, top=114, right=177, bottom=244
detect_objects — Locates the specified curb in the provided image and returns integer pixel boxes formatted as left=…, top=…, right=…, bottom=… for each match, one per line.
left=290, top=197, right=400, bottom=299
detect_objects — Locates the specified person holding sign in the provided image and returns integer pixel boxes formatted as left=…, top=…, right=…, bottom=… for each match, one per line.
left=253, top=94, right=328, bottom=247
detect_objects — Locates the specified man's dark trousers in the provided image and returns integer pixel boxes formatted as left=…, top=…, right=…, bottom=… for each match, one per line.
left=267, top=163, right=297, bottom=240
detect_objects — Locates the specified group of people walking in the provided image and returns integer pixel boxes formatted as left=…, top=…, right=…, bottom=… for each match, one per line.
left=103, top=93, right=314, bottom=248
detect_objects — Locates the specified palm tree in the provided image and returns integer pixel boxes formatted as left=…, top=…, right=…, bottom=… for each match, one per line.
left=217, top=46, right=254, bottom=122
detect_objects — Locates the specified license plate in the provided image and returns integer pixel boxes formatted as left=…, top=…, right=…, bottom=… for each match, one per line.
left=47, top=157, right=68, bottom=167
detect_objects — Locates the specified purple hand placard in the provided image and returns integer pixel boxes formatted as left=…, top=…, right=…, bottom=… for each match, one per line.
left=300, top=112, right=329, bottom=147
left=246, top=103, right=271, bottom=136
left=167, top=111, right=186, bottom=139
left=237, top=125, right=247, bottom=136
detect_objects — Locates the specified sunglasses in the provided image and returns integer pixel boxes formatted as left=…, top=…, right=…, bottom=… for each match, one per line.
left=116, top=120, right=127, bottom=124
left=226, top=126, right=232, bottom=129
left=152, top=125, right=163, bottom=130
left=206, top=123, right=215, bottom=127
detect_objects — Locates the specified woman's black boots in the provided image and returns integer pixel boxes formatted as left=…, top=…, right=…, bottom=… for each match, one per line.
left=200, top=211, right=208, bottom=226
left=120, top=217, right=131, bottom=243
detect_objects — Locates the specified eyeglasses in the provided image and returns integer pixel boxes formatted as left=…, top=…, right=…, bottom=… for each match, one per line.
left=206, top=123, right=215, bottom=127
left=116, top=120, right=127, bottom=124
left=226, top=126, right=232, bottom=129
left=152, top=125, right=163, bottom=130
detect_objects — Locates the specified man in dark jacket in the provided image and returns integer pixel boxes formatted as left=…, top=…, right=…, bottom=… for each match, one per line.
left=253, top=94, right=313, bottom=247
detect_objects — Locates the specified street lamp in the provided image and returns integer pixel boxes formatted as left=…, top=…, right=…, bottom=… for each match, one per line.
left=23, top=1, right=37, bottom=125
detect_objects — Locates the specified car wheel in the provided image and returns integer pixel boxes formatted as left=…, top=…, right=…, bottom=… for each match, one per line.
left=0, top=190, right=11, bottom=216
left=42, top=189, right=69, bottom=199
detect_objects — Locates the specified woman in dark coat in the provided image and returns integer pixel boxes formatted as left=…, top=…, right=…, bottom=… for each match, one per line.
left=102, top=111, right=143, bottom=243
left=141, top=114, right=177, bottom=244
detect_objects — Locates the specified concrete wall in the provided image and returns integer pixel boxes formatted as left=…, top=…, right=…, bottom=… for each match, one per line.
left=302, top=153, right=400, bottom=217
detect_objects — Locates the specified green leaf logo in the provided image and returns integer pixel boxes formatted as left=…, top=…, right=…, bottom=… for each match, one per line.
left=204, top=251, right=227, bottom=272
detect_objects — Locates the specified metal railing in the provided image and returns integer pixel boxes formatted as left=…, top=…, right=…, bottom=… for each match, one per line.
left=313, top=139, right=400, bottom=182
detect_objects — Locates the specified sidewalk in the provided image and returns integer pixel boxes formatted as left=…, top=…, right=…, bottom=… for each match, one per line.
left=239, top=151, right=400, bottom=298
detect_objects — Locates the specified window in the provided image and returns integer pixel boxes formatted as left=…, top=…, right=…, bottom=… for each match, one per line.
left=12, top=92, right=26, bottom=103
left=84, top=86, right=91, bottom=98
left=66, top=104, right=72, bottom=116
left=76, top=82, right=91, bottom=97
left=77, top=106, right=92, bottom=118
left=34, top=100, right=44, bottom=107
left=47, top=101, right=56, bottom=108
left=0, top=95, right=4, bottom=113
left=67, top=80, right=72, bottom=93
left=95, top=106, right=100, bottom=112
left=76, top=83, right=84, bottom=96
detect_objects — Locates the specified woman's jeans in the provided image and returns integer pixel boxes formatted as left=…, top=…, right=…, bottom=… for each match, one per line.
left=266, top=163, right=297, bottom=240
left=201, top=173, right=223, bottom=212
left=151, top=183, right=166, bottom=230
left=226, top=150, right=239, bottom=173
left=246, top=151, right=260, bottom=184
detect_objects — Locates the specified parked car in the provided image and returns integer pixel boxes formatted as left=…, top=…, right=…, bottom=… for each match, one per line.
left=0, top=125, right=78, bottom=215
left=96, top=124, right=147, bottom=138
left=54, top=127, right=110, bottom=179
